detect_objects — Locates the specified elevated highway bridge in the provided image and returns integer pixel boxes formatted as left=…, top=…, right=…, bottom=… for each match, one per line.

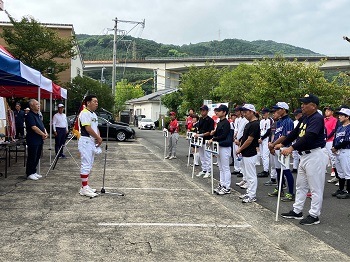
left=84, top=55, right=350, bottom=91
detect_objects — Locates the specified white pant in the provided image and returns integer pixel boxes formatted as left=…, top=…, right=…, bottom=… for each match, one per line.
left=199, top=145, right=211, bottom=172
left=194, top=148, right=200, bottom=165
left=232, top=142, right=241, bottom=172
left=78, top=136, right=96, bottom=174
left=270, top=153, right=277, bottom=179
left=293, top=148, right=328, bottom=217
left=325, top=141, right=336, bottom=168
left=167, top=133, right=179, bottom=157
left=259, top=139, right=269, bottom=172
left=217, top=146, right=231, bottom=189
left=241, top=155, right=258, bottom=198
left=292, top=150, right=300, bottom=170
left=334, top=149, right=350, bottom=179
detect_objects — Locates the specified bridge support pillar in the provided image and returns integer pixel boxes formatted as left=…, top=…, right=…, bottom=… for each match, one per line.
left=156, top=68, right=180, bottom=91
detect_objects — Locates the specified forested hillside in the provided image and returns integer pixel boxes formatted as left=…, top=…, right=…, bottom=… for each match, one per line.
left=76, top=34, right=320, bottom=61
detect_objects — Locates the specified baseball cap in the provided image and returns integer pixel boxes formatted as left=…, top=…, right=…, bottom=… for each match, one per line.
left=272, top=102, right=289, bottom=110
left=336, top=108, right=350, bottom=116
left=335, top=104, right=350, bottom=111
left=323, top=106, right=334, bottom=111
left=299, top=94, right=319, bottom=106
left=241, top=104, right=256, bottom=113
left=169, top=111, right=176, bottom=116
left=58, top=103, right=64, bottom=108
left=24, top=107, right=30, bottom=111
left=214, top=104, right=228, bottom=113
left=233, top=106, right=241, bottom=111
left=293, top=108, right=302, bottom=115
left=260, top=107, right=270, bottom=113
left=200, top=105, right=209, bottom=111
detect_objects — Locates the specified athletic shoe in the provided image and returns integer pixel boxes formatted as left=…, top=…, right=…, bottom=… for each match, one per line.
left=336, top=191, right=349, bottom=199
left=327, top=177, right=338, bottom=183
left=79, top=187, right=98, bottom=197
left=214, top=184, right=223, bottom=194
left=212, top=161, right=218, bottom=165
left=335, top=182, right=339, bottom=186
left=164, top=155, right=170, bottom=159
left=203, top=172, right=211, bottom=178
left=240, top=182, right=248, bottom=189
left=292, top=169, right=298, bottom=173
left=217, top=187, right=231, bottom=195
left=27, top=174, right=39, bottom=180
left=268, top=188, right=284, bottom=197
left=257, top=171, right=269, bottom=177
left=239, top=193, right=248, bottom=199
left=236, top=173, right=243, bottom=177
left=34, top=173, right=42, bottom=178
left=168, top=156, right=176, bottom=160
left=86, top=185, right=97, bottom=193
left=196, top=171, right=206, bottom=177
left=236, top=180, right=246, bottom=187
left=281, top=210, right=303, bottom=220
left=330, top=171, right=335, bottom=177
left=299, top=215, right=320, bottom=225
left=242, top=196, right=257, bottom=203
left=229, top=162, right=234, bottom=166
left=331, top=189, right=344, bottom=197
left=231, top=170, right=241, bottom=175
left=281, top=192, right=295, bottom=202
left=264, top=179, right=277, bottom=186
left=189, top=164, right=199, bottom=167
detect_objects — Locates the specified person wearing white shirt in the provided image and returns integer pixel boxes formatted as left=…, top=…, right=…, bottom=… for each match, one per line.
left=52, top=104, right=68, bottom=158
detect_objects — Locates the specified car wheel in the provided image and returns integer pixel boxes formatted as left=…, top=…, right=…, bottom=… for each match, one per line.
left=116, top=130, right=127, bottom=141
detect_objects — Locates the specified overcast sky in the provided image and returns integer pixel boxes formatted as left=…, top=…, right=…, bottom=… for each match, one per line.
left=1, top=0, right=349, bottom=55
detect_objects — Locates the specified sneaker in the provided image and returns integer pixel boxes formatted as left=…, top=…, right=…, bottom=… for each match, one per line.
left=168, top=156, right=176, bottom=160
left=212, top=161, right=218, bottom=165
left=27, top=174, right=39, bottom=180
left=331, top=189, right=344, bottom=197
left=34, top=173, right=42, bottom=178
left=281, top=210, right=303, bottom=220
left=217, top=187, right=231, bottom=195
left=196, top=171, right=206, bottom=177
left=79, top=187, right=98, bottom=197
left=264, top=179, right=277, bottom=186
left=335, top=182, right=339, bottom=186
left=268, top=188, right=284, bottom=197
left=236, top=173, right=243, bottom=177
left=203, top=172, right=211, bottom=178
left=214, top=184, right=223, bottom=194
left=240, top=182, right=248, bottom=189
left=236, top=180, right=246, bottom=187
left=281, top=192, right=295, bottom=202
left=229, top=162, right=234, bottom=166
left=336, top=191, right=349, bottom=199
left=292, top=169, right=298, bottom=173
left=299, top=215, right=320, bottom=225
left=257, top=171, right=269, bottom=177
left=242, top=196, right=257, bottom=203
left=164, top=155, right=170, bottom=159
left=231, top=170, right=241, bottom=175
left=190, top=164, right=199, bottom=167
left=327, top=177, right=338, bottom=183
left=239, top=193, right=248, bottom=199
left=330, top=171, right=336, bottom=177
left=86, top=185, right=97, bottom=193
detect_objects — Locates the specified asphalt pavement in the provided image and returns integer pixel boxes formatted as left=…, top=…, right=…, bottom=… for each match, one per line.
left=0, top=129, right=349, bottom=261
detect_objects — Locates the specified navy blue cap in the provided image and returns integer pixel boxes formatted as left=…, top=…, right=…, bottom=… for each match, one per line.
left=324, top=106, right=334, bottom=111
left=200, top=105, right=209, bottom=111
left=214, top=104, right=228, bottom=113
left=293, top=108, right=302, bottom=115
left=299, top=94, right=319, bottom=106
left=260, top=107, right=270, bottom=113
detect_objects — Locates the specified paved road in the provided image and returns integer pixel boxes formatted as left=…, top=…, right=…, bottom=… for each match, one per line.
left=136, top=128, right=350, bottom=257
left=0, top=129, right=349, bottom=261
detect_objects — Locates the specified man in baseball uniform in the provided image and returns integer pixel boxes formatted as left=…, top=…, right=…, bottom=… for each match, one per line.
left=279, top=94, right=328, bottom=225
left=257, top=108, right=273, bottom=177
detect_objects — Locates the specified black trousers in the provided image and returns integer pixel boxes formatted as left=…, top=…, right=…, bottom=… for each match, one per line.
left=55, top=127, right=67, bottom=156
left=26, top=144, right=43, bottom=176
left=16, top=125, right=24, bottom=138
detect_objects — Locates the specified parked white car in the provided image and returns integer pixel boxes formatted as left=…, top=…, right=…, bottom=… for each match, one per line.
left=138, top=118, right=155, bottom=130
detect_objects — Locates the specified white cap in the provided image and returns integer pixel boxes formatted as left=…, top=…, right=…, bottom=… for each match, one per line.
left=58, top=103, right=64, bottom=108
left=241, top=104, right=256, bottom=113
left=272, top=102, right=289, bottom=110
left=24, top=108, right=30, bottom=111
left=337, top=108, right=350, bottom=116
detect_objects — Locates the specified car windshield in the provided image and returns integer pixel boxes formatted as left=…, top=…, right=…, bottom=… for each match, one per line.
left=141, top=119, right=152, bottom=122
left=98, top=117, right=111, bottom=125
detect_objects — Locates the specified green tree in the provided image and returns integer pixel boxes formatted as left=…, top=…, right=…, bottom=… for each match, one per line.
left=115, top=79, right=145, bottom=113
left=1, top=15, right=76, bottom=82
left=161, top=91, right=183, bottom=116
left=65, top=76, right=114, bottom=114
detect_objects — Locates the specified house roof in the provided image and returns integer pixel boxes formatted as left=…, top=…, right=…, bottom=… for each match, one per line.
left=126, top=88, right=177, bottom=104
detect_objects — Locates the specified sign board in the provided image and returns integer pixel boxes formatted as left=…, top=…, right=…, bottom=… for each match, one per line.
left=163, top=129, right=168, bottom=137
left=277, top=149, right=290, bottom=168
left=205, top=140, right=219, bottom=154
left=186, top=131, right=195, bottom=140
left=190, top=136, right=203, bottom=147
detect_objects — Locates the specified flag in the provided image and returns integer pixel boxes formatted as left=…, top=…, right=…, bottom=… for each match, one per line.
left=72, top=93, right=88, bottom=139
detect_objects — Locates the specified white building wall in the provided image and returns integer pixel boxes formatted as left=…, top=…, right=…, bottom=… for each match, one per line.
left=71, top=45, right=84, bottom=79
left=133, top=102, right=169, bottom=122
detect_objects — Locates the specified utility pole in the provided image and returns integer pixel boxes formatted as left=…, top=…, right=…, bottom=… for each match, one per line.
left=111, top=17, right=145, bottom=111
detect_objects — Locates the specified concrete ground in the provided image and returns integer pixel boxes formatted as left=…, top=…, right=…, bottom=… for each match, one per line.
left=0, top=135, right=349, bottom=261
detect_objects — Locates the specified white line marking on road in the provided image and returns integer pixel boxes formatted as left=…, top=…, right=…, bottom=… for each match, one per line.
left=105, top=187, right=202, bottom=191
left=98, top=222, right=252, bottom=228
left=111, top=160, right=161, bottom=162
left=104, top=169, right=178, bottom=173
left=116, top=143, right=144, bottom=146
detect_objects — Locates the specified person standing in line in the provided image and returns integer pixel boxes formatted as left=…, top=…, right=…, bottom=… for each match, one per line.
left=292, top=109, right=303, bottom=173
left=229, top=112, right=237, bottom=166
left=164, top=111, right=179, bottom=160
left=78, top=95, right=102, bottom=198
left=195, top=105, right=214, bottom=178
left=25, top=99, right=48, bottom=180
left=231, top=107, right=243, bottom=175
left=236, top=104, right=260, bottom=203
left=323, top=106, right=337, bottom=177
left=331, top=108, right=350, bottom=199
left=52, top=104, right=68, bottom=158
left=279, top=94, right=328, bottom=225
left=190, top=114, right=200, bottom=167
left=257, top=108, right=273, bottom=178
left=268, top=102, right=295, bottom=202
left=185, top=108, right=194, bottom=157
left=14, top=103, right=25, bottom=138
left=210, top=105, right=232, bottom=195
